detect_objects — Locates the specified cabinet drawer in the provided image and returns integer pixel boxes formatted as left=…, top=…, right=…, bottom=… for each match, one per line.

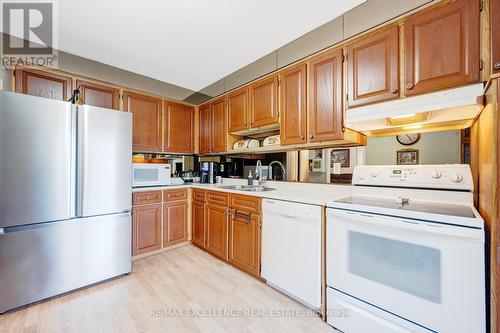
left=207, top=191, right=229, bottom=206
left=164, top=189, right=187, bottom=202
left=193, top=188, right=206, bottom=202
left=230, top=194, right=261, bottom=214
left=132, top=191, right=162, bottom=206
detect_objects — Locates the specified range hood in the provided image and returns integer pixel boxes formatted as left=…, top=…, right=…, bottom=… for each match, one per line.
left=345, top=83, right=484, bottom=137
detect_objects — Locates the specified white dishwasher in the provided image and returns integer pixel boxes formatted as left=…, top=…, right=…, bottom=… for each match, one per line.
left=261, top=199, right=322, bottom=310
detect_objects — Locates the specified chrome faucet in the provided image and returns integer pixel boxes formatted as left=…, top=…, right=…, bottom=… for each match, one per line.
left=268, top=161, right=286, bottom=181
left=255, top=160, right=266, bottom=186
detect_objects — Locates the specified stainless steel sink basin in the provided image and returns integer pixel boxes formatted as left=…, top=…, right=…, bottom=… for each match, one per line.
left=217, top=185, right=275, bottom=192
left=246, top=186, right=275, bottom=192
left=217, top=185, right=249, bottom=190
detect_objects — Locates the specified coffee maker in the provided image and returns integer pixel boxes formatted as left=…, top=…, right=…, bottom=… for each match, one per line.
left=199, top=162, right=219, bottom=184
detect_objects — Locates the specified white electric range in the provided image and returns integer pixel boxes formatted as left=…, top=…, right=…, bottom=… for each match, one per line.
left=326, top=165, right=485, bottom=333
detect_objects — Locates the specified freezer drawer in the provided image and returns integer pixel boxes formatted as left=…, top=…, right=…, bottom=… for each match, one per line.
left=0, top=213, right=131, bottom=313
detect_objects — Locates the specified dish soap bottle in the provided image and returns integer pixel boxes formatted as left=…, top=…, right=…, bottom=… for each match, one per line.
left=248, top=170, right=253, bottom=186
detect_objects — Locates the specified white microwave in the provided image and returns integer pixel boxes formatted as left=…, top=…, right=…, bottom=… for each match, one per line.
left=132, top=163, right=171, bottom=187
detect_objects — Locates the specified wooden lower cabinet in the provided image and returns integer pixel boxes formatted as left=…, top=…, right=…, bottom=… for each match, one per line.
left=163, top=201, right=188, bottom=247
left=206, top=204, right=229, bottom=261
left=192, top=201, right=206, bottom=248
left=198, top=192, right=261, bottom=278
left=132, top=204, right=162, bottom=256
left=229, top=211, right=260, bottom=277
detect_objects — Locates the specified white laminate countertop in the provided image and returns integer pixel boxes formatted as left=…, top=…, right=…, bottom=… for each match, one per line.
left=132, top=179, right=353, bottom=206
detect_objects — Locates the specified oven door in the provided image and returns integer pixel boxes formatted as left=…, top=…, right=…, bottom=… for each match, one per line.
left=326, top=208, right=485, bottom=333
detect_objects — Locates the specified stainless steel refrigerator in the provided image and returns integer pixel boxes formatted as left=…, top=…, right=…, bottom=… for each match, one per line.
left=0, top=90, right=132, bottom=313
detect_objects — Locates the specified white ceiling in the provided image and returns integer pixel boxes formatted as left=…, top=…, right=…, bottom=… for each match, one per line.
left=31, top=0, right=364, bottom=91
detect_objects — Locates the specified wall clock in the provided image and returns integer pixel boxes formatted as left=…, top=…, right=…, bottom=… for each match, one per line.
left=397, top=133, right=420, bottom=145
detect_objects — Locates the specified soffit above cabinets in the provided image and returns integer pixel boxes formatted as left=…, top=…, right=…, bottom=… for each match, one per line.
left=48, top=0, right=365, bottom=91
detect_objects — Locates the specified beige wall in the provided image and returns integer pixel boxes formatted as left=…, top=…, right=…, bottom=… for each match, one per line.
left=365, top=130, right=461, bottom=165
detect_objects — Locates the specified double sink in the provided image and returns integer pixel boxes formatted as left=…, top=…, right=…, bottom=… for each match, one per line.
left=217, top=184, right=275, bottom=192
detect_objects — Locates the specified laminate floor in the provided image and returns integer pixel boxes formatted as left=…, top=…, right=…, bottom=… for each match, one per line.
left=0, top=245, right=335, bottom=333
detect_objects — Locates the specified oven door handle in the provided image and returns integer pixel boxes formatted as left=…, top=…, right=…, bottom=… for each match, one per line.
left=331, top=209, right=484, bottom=241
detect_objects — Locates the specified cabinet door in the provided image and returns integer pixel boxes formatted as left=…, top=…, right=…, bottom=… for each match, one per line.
left=163, top=101, right=194, bottom=153
left=123, top=91, right=162, bottom=152
left=492, top=0, right=500, bottom=74
left=404, top=0, right=480, bottom=96
left=199, top=104, right=212, bottom=154
left=280, top=64, right=307, bottom=145
left=206, top=204, right=229, bottom=261
left=229, top=211, right=260, bottom=277
left=250, top=75, right=279, bottom=128
left=15, top=68, right=72, bottom=101
left=308, top=49, right=343, bottom=142
left=192, top=201, right=206, bottom=248
left=347, top=25, right=399, bottom=107
left=227, top=88, right=250, bottom=132
left=132, top=204, right=162, bottom=256
left=163, top=201, right=188, bottom=247
left=211, top=98, right=227, bottom=153
left=76, top=79, right=120, bottom=110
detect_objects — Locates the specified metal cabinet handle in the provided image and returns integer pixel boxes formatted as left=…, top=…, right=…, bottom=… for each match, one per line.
left=301, top=135, right=305, bottom=140
left=495, top=62, right=500, bottom=70
left=392, top=88, right=398, bottom=94
left=232, top=209, right=252, bottom=224
left=405, top=83, right=414, bottom=90
left=310, top=134, right=314, bottom=139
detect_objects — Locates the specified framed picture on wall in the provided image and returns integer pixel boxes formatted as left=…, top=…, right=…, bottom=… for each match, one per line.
left=397, top=149, right=419, bottom=165
left=331, top=149, right=350, bottom=167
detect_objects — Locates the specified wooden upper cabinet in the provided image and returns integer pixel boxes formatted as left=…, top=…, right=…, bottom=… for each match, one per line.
left=163, top=101, right=194, bottom=153
left=249, top=75, right=279, bottom=128
left=211, top=97, right=227, bottom=153
left=15, top=68, right=72, bottom=101
left=132, top=204, right=162, bottom=256
left=199, top=104, right=212, bottom=154
left=123, top=91, right=162, bottom=152
left=492, top=0, right=500, bottom=74
left=76, top=80, right=120, bottom=110
left=279, top=64, right=307, bottom=145
left=403, top=0, right=480, bottom=96
left=206, top=204, right=229, bottom=261
left=163, top=201, right=188, bottom=247
left=308, top=49, right=343, bottom=143
left=347, top=25, right=399, bottom=107
left=227, top=88, right=250, bottom=132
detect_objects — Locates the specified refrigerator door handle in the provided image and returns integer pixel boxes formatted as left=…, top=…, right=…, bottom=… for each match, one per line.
left=70, top=105, right=78, bottom=218
left=76, top=105, right=84, bottom=218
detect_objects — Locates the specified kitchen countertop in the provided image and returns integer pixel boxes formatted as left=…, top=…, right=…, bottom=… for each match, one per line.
left=133, top=179, right=353, bottom=206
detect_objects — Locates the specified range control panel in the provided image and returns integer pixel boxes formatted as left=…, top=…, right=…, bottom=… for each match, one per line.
left=352, top=165, right=473, bottom=191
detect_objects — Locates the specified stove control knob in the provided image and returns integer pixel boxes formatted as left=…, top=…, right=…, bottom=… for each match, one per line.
left=370, top=171, right=379, bottom=178
left=450, top=173, right=463, bottom=183
left=431, top=170, right=443, bottom=179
